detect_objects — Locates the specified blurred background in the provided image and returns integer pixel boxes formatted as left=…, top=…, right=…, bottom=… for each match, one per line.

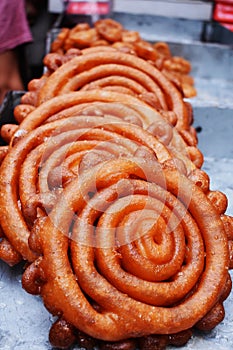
left=1, top=0, right=232, bottom=107
left=1, top=0, right=233, bottom=106
left=30, top=0, right=233, bottom=79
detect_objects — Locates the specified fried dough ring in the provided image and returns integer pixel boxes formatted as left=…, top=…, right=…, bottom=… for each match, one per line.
left=0, top=124, right=18, bottom=144
left=12, top=90, right=167, bottom=131
left=46, top=19, right=196, bottom=99
left=22, top=158, right=229, bottom=343
left=95, top=18, right=123, bottom=42
left=11, top=91, right=200, bottom=170
left=36, top=51, right=189, bottom=131
left=0, top=115, right=177, bottom=262
left=0, top=224, right=22, bottom=265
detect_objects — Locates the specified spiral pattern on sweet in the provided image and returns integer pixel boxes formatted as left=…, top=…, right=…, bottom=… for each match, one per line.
left=35, top=51, right=189, bottom=130
left=1, top=111, right=189, bottom=262
left=12, top=90, right=201, bottom=168
left=28, top=157, right=229, bottom=342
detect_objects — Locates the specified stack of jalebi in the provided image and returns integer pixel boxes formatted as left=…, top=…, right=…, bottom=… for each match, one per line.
left=0, top=19, right=232, bottom=350
left=49, top=19, right=197, bottom=99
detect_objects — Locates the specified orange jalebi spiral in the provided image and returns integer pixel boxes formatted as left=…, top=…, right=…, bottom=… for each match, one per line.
left=35, top=51, right=190, bottom=131
left=48, top=19, right=196, bottom=98
left=0, top=113, right=185, bottom=263
left=21, top=157, right=231, bottom=349
left=12, top=91, right=202, bottom=169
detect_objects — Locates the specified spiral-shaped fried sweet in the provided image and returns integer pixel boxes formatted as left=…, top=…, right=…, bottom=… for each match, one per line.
left=12, top=91, right=202, bottom=169
left=35, top=50, right=190, bottom=131
left=1, top=112, right=189, bottom=263
left=22, top=158, right=230, bottom=349
left=48, top=19, right=196, bottom=99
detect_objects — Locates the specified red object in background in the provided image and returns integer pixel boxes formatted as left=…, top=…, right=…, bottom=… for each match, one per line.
left=66, top=1, right=110, bottom=15
left=213, top=1, right=233, bottom=32
left=221, top=22, right=233, bottom=30
left=214, top=0, right=233, bottom=3
left=214, top=3, right=233, bottom=22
